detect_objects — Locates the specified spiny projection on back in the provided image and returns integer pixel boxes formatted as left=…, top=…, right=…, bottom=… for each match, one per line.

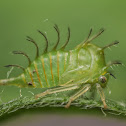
left=0, top=24, right=121, bottom=109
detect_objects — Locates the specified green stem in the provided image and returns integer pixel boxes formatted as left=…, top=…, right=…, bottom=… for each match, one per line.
left=0, top=94, right=126, bottom=117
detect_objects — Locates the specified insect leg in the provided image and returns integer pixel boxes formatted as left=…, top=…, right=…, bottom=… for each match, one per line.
left=65, top=84, right=91, bottom=108
left=35, top=84, right=80, bottom=99
left=96, top=83, right=107, bottom=109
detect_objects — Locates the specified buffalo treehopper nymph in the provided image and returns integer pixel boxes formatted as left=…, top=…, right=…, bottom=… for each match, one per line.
left=0, top=25, right=121, bottom=109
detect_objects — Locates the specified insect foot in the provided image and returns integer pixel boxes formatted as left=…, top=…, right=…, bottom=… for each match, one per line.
left=65, top=98, right=73, bottom=108
left=104, top=104, right=107, bottom=109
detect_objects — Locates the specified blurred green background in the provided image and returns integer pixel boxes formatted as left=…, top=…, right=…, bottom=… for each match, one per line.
left=0, top=0, right=126, bottom=125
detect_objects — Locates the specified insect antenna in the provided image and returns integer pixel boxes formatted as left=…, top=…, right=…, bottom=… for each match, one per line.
left=26, top=36, right=39, bottom=58
left=12, top=51, right=31, bottom=66
left=109, top=72, right=116, bottom=79
left=53, top=24, right=60, bottom=50
left=4, top=65, right=25, bottom=71
left=102, top=41, right=119, bottom=49
left=87, top=28, right=104, bottom=42
left=37, top=30, right=48, bottom=53
left=61, top=27, right=70, bottom=50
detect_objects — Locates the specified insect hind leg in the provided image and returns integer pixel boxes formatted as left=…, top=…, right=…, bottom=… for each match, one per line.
left=65, top=84, right=91, bottom=108
left=35, top=84, right=80, bottom=99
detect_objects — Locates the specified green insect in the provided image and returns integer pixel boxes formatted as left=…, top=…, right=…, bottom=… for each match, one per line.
left=0, top=24, right=121, bottom=109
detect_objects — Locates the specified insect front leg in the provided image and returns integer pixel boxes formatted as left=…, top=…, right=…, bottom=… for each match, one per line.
left=96, top=83, right=107, bottom=109
left=65, top=84, right=91, bottom=108
left=35, top=84, right=80, bottom=99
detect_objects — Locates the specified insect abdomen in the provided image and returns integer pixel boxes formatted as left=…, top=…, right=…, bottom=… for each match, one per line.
left=22, top=50, right=70, bottom=88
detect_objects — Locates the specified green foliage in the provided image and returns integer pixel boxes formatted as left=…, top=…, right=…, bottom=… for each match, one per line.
left=0, top=94, right=126, bottom=117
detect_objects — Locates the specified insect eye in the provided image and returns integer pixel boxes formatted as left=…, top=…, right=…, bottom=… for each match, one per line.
left=99, top=76, right=107, bottom=83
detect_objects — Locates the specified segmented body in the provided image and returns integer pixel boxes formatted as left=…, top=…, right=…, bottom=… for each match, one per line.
left=20, top=43, right=105, bottom=88
left=23, top=50, right=69, bottom=88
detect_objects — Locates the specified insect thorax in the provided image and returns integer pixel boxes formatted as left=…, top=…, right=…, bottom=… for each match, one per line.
left=59, top=43, right=107, bottom=85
